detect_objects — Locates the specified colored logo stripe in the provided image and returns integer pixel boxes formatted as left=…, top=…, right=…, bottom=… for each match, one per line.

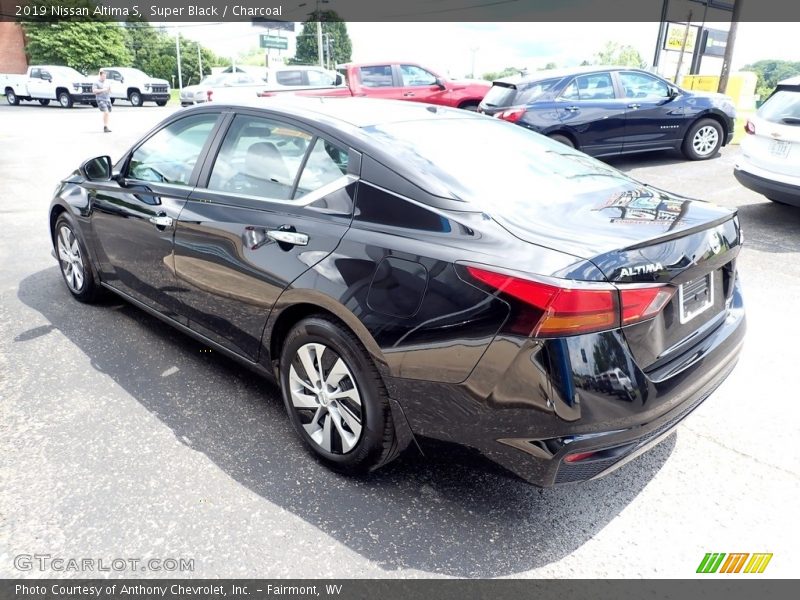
left=697, top=552, right=773, bottom=574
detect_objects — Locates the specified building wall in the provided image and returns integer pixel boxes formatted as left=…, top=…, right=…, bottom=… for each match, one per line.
left=0, top=22, right=28, bottom=74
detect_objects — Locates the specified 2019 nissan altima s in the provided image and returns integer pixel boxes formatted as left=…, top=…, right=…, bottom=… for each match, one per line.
left=479, top=66, right=737, bottom=161
left=49, top=98, right=745, bottom=486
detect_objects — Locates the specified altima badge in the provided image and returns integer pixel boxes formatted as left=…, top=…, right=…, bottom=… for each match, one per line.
left=620, top=263, right=664, bottom=277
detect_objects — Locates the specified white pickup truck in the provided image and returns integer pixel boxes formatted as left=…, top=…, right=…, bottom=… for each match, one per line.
left=1, top=65, right=96, bottom=108
left=100, top=67, right=170, bottom=106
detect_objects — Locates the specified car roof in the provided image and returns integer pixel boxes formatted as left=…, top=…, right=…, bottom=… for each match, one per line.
left=494, top=65, right=648, bottom=85
left=192, top=96, right=476, bottom=128
left=778, top=76, right=800, bottom=87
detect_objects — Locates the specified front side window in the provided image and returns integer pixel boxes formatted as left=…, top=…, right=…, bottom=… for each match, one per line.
left=306, top=69, right=333, bottom=87
left=619, top=71, right=669, bottom=99
left=400, top=65, right=437, bottom=87
left=207, top=114, right=311, bottom=200
left=128, top=113, right=218, bottom=185
left=359, top=65, right=393, bottom=88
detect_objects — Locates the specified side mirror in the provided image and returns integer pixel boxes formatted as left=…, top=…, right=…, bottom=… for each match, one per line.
left=334, top=73, right=344, bottom=86
left=119, top=77, right=124, bottom=84
left=434, top=77, right=446, bottom=90
left=669, top=86, right=680, bottom=99
left=80, top=156, right=113, bottom=181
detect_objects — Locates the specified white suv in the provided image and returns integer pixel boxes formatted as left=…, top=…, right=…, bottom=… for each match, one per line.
left=734, top=76, right=800, bottom=207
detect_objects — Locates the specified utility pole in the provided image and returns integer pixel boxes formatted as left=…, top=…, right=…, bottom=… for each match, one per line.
left=175, top=31, right=183, bottom=90
left=718, top=0, right=742, bottom=94
left=674, top=11, right=693, bottom=83
left=197, top=43, right=203, bottom=82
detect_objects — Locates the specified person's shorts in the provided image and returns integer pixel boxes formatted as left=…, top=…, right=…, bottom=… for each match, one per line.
left=97, top=99, right=112, bottom=112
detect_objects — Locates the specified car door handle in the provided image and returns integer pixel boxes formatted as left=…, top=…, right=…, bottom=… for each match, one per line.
left=564, top=105, right=579, bottom=112
left=267, top=230, right=309, bottom=246
left=403, top=92, right=415, bottom=97
left=148, top=215, right=173, bottom=229
left=628, top=103, right=641, bottom=109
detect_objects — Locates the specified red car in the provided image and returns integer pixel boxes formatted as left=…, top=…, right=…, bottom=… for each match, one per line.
left=261, top=61, right=490, bottom=110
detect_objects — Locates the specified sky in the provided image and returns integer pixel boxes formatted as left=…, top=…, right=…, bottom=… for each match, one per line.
left=173, top=22, right=800, bottom=79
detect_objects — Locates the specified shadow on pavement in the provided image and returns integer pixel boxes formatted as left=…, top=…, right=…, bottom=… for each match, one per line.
left=17, top=267, right=674, bottom=577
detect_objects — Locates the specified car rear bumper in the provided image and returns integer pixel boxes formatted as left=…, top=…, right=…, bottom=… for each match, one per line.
left=734, top=167, right=800, bottom=207
left=390, top=280, right=745, bottom=487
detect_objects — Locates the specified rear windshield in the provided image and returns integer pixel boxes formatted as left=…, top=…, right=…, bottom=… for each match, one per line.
left=366, top=117, right=634, bottom=206
left=759, top=89, right=800, bottom=125
left=482, top=83, right=518, bottom=107
left=483, top=78, right=560, bottom=107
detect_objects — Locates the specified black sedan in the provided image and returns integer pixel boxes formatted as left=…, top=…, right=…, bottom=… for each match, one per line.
left=49, top=98, right=745, bottom=486
left=479, top=66, right=737, bottom=160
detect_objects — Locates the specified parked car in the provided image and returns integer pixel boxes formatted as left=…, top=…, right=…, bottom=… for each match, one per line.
left=49, top=98, right=745, bottom=486
left=180, top=72, right=267, bottom=106
left=734, top=76, right=800, bottom=206
left=1, top=65, right=95, bottom=108
left=100, top=67, right=170, bottom=107
left=264, top=65, right=343, bottom=89
left=596, top=368, right=636, bottom=401
left=261, top=61, right=490, bottom=110
left=479, top=66, right=736, bottom=160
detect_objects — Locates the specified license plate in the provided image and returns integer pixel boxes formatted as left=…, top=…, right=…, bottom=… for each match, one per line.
left=769, top=139, right=791, bottom=158
left=678, top=273, right=714, bottom=324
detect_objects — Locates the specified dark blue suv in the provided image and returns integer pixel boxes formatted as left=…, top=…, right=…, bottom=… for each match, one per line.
left=478, top=66, right=736, bottom=161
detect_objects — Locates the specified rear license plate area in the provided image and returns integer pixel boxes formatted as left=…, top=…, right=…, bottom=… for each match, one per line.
left=678, top=273, right=714, bottom=324
left=769, top=139, right=791, bottom=158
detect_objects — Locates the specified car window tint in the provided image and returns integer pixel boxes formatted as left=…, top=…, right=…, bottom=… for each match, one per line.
left=515, top=78, right=561, bottom=103
left=295, top=139, right=349, bottom=198
left=619, top=71, right=669, bottom=99
left=276, top=70, right=304, bottom=86
left=565, top=73, right=615, bottom=100
left=758, top=90, right=800, bottom=123
left=360, top=65, right=393, bottom=88
left=400, top=65, right=437, bottom=86
left=306, top=69, right=333, bottom=86
left=207, top=114, right=311, bottom=200
left=128, top=114, right=218, bottom=185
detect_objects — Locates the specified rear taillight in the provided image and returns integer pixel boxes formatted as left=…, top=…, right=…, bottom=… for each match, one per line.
left=495, top=107, right=526, bottom=122
left=206, top=90, right=213, bottom=101
left=465, top=266, right=673, bottom=337
left=745, top=119, right=755, bottom=135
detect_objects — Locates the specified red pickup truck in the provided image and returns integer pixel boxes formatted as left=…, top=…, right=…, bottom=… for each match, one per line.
left=260, top=61, right=490, bottom=110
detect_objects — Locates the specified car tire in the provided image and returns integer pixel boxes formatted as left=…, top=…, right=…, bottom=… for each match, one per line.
left=54, top=215, right=101, bottom=303
left=279, top=316, right=400, bottom=474
left=38, top=98, right=50, bottom=106
left=156, top=100, right=168, bottom=107
left=58, top=91, right=73, bottom=108
left=110, top=98, right=115, bottom=105
left=682, top=118, right=723, bottom=160
left=129, top=91, right=143, bottom=107
left=6, top=89, right=19, bottom=105
left=549, top=133, right=575, bottom=149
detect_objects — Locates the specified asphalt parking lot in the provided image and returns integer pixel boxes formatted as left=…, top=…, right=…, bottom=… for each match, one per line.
left=1, top=102, right=798, bottom=579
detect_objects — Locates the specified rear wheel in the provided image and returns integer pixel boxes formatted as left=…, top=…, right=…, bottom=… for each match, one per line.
left=54, top=215, right=100, bottom=303
left=128, top=90, right=143, bottom=107
left=6, top=89, right=19, bottom=105
left=682, top=118, right=722, bottom=160
left=58, top=91, right=73, bottom=108
left=280, top=316, right=399, bottom=474
left=38, top=98, right=50, bottom=106
left=549, top=133, right=575, bottom=149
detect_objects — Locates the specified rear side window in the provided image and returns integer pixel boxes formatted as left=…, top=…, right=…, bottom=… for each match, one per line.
left=562, top=73, right=615, bottom=100
left=359, top=65, right=393, bottom=88
left=276, top=70, right=304, bottom=86
left=128, top=113, right=218, bottom=185
left=759, top=90, right=800, bottom=125
left=208, top=114, right=311, bottom=200
left=515, top=78, right=561, bottom=104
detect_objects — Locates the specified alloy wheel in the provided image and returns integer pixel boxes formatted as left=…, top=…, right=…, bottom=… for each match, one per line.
left=57, top=225, right=85, bottom=293
left=692, top=125, right=719, bottom=157
left=289, top=342, right=363, bottom=454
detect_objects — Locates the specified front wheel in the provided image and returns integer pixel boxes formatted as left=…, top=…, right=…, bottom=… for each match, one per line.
left=682, top=118, right=723, bottom=160
left=54, top=215, right=101, bottom=302
left=129, top=90, right=143, bottom=107
left=280, top=316, right=399, bottom=474
left=156, top=100, right=168, bottom=107
left=6, top=89, right=19, bottom=105
left=58, top=91, right=73, bottom=108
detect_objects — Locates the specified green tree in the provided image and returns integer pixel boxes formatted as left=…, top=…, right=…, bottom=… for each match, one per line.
left=481, top=67, right=524, bottom=81
left=540, top=62, right=558, bottom=70
left=741, top=59, right=800, bottom=100
left=290, top=10, right=352, bottom=68
left=22, top=1, right=131, bottom=73
left=594, top=41, right=646, bottom=68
